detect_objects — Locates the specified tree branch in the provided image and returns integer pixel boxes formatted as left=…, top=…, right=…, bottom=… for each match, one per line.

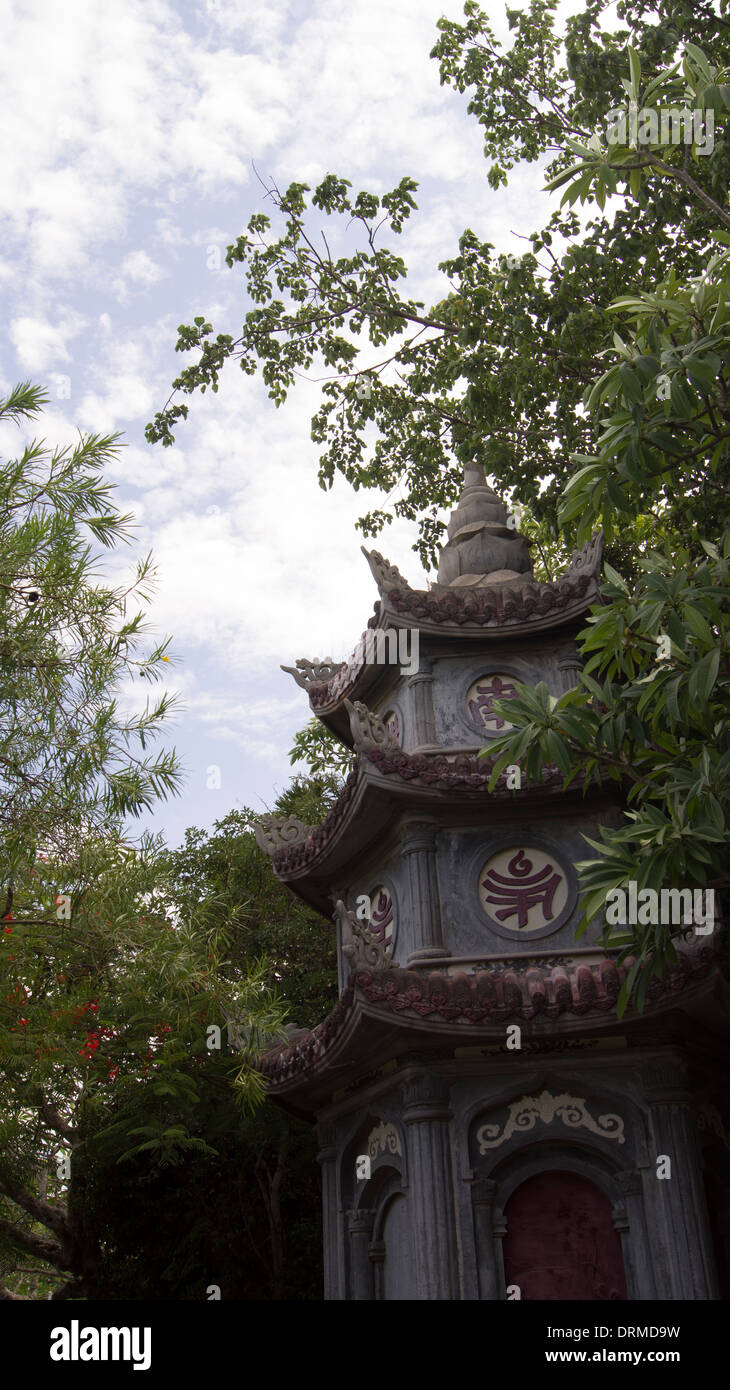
left=38, top=1099, right=76, bottom=1145
left=0, top=1282, right=27, bottom=1300
left=0, top=1173, right=70, bottom=1242
left=0, top=1215, right=66, bottom=1267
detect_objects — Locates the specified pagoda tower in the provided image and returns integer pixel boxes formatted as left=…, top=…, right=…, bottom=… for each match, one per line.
left=255, top=466, right=729, bottom=1301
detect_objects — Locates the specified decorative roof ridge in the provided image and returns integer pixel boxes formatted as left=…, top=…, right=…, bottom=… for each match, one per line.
left=295, top=533, right=604, bottom=713
left=258, top=986, right=355, bottom=1081
left=361, top=547, right=413, bottom=594
left=362, top=744, right=565, bottom=793
left=255, top=813, right=316, bottom=855
left=335, top=898, right=390, bottom=972
left=355, top=938, right=719, bottom=1022
left=280, top=657, right=345, bottom=691
left=257, top=943, right=722, bottom=1084
left=382, top=533, right=603, bottom=627
left=255, top=767, right=361, bottom=871
left=359, top=533, right=602, bottom=602
left=259, top=748, right=576, bottom=879
left=279, top=536, right=604, bottom=711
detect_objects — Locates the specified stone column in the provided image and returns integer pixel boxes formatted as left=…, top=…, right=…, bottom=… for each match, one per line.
left=493, top=1208, right=508, bottom=1296
left=401, top=821, right=448, bottom=961
left=347, top=1209, right=376, bottom=1300
left=368, top=1237, right=386, bottom=1301
left=471, top=1178, right=500, bottom=1300
left=558, top=647, right=582, bottom=694
left=645, top=1062, right=719, bottom=1299
left=615, top=1169, right=657, bottom=1300
left=408, top=654, right=435, bottom=749
left=402, top=1071, right=459, bottom=1299
left=316, top=1125, right=340, bottom=1300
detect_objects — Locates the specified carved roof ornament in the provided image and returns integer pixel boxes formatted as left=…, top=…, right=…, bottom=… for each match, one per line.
left=360, top=547, right=412, bottom=594
left=345, top=698, right=401, bottom=754
left=281, top=657, right=345, bottom=690
left=566, top=531, right=604, bottom=578
left=335, top=899, right=392, bottom=973
left=257, top=940, right=719, bottom=1085
left=436, top=463, right=533, bottom=589
left=255, top=813, right=315, bottom=856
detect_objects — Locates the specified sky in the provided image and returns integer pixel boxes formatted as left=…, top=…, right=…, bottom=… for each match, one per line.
left=0, top=0, right=569, bottom=847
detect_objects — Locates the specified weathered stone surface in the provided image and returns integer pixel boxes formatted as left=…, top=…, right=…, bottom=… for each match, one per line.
left=436, top=464, right=532, bottom=587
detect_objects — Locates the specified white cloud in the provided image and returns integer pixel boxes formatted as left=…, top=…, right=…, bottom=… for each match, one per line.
left=1, top=0, right=582, bottom=845
left=121, top=250, right=166, bottom=285
left=155, top=217, right=187, bottom=250
left=9, top=310, right=87, bottom=372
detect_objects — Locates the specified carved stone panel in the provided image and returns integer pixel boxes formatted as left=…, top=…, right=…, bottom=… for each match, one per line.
left=474, top=1091, right=626, bottom=1153
left=367, top=1121, right=403, bottom=1161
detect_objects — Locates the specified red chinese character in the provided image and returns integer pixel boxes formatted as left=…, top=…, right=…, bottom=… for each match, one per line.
left=370, top=890, right=393, bottom=948
left=468, top=676, right=518, bottom=729
left=482, top=850, right=562, bottom=929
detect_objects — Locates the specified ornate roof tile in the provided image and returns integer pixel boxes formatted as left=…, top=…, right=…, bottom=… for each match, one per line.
left=257, top=945, right=721, bottom=1085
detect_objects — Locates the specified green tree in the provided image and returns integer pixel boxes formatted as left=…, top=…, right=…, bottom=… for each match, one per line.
left=0, top=388, right=286, bottom=1297
left=76, top=779, right=338, bottom=1301
left=485, top=40, right=730, bottom=1008
left=0, top=833, right=286, bottom=1299
left=146, top=2, right=729, bottom=563
left=0, top=383, right=183, bottom=884
left=148, top=3, right=729, bottom=1003
left=288, top=717, right=355, bottom=783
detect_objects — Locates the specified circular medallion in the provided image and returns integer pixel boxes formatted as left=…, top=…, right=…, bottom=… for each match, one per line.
left=368, top=885, right=394, bottom=951
left=478, top=846, right=569, bottom=935
left=465, top=674, right=520, bottom=732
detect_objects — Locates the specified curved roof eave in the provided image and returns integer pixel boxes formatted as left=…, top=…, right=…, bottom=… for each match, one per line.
left=257, top=942, right=726, bottom=1116
left=281, top=534, right=604, bottom=745
left=257, top=747, right=615, bottom=916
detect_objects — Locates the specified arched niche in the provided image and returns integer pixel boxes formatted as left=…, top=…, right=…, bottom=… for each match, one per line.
left=376, top=1191, right=412, bottom=1301
left=502, top=1169, right=628, bottom=1300
left=340, top=1113, right=406, bottom=1212
left=469, top=1138, right=651, bottom=1301
left=341, top=1115, right=407, bottom=1300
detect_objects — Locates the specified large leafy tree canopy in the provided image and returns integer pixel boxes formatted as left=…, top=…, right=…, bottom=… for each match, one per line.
left=0, top=774, right=335, bottom=1299
left=486, top=30, right=730, bottom=1007
left=0, top=835, right=286, bottom=1299
left=149, top=0, right=730, bottom=1007
left=55, top=784, right=337, bottom=1303
left=0, top=392, right=290, bottom=1298
left=147, top=0, right=728, bottom=566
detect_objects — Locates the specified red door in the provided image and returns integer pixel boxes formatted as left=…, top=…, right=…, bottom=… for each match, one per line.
left=503, top=1170, right=627, bottom=1300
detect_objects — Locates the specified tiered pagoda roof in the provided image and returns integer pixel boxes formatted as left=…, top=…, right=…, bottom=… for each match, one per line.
left=253, top=467, right=726, bottom=1114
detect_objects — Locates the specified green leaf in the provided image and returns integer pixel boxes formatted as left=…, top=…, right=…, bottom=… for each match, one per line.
left=603, top=562, right=629, bottom=593
left=627, top=46, right=642, bottom=95
left=688, top=648, right=720, bottom=708
left=683, top=604, right=713, bottom=647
